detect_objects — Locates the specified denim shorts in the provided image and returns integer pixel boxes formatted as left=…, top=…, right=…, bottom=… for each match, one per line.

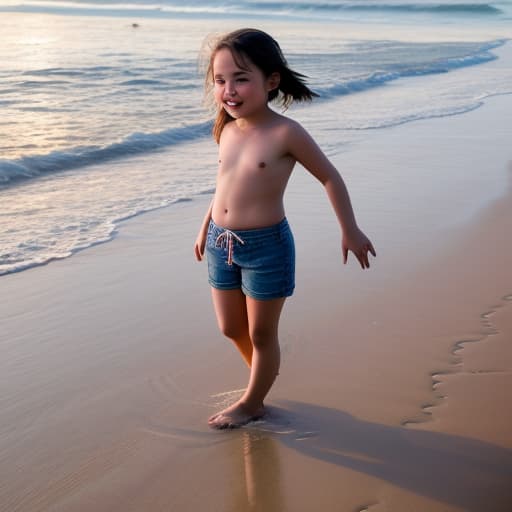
left=206, top=217, right=295, bottom=300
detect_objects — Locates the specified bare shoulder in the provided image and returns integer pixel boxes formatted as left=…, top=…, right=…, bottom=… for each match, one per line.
left=273, top=113, right=304, bottom=135
left=274, top=116, right=320, bottom=159
left=219, top=120, right=238, bottom=141
left=273, top=115, right=334, bottom=180
left=269, top=114, right=312, bottom=148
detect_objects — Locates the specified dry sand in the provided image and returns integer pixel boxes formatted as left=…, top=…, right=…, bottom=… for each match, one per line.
left=1, top=94, right=511, bottom=511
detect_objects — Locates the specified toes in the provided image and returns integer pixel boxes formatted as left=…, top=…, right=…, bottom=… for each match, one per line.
left=208, top=404, right=266, bottom=429
left=209, top=414, right=236, bottom=430
left=208, top=412, right=220, bottom=423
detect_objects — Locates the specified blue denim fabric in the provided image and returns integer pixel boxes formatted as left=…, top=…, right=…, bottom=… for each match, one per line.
left=206, top=217, right=295, bottom=300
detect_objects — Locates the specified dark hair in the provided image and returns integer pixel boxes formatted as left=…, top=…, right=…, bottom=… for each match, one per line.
left=203, top=28, right=318, bottom=143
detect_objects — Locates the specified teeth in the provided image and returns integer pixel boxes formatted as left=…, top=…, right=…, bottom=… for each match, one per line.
left=226, top=101, right=239, bottom=106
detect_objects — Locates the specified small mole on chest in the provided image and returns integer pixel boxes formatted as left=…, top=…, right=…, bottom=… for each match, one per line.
left=224, top=208, right=228, bottom=213
left=258, top=162, right=266, bottom=169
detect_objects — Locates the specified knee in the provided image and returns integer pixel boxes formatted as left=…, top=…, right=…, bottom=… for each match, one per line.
left=249, top=325, right=277, bottom=349
left=217, top=319, right=247, bottom=341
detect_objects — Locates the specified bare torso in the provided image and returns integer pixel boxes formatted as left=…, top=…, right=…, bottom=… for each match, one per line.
left=212, top=113, right=297, bottom=229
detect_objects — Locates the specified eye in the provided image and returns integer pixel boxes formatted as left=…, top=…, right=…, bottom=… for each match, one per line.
left=236, top=77, right=248, bottom=83
left=214, top=78, right=225, bottom=85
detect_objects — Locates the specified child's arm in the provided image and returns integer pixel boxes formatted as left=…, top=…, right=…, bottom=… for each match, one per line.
left=287, top=122, right=376, bottom=269
left=194, top=198, right=214, bottom=261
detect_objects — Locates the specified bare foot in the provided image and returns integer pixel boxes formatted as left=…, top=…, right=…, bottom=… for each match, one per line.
left=208, top=401, right=265, bottom=429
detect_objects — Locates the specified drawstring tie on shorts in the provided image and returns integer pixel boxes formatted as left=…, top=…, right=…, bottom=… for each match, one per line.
left=215, top=229, right=245, bottom=265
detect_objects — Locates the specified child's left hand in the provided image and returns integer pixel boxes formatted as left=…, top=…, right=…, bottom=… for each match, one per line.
left=342, top=228, right=376, bottom=269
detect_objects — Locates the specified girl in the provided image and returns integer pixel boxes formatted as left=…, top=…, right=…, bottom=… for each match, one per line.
left=194, top=28, right=376, bottom=429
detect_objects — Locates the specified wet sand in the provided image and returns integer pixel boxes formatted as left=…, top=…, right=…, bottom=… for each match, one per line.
left=1, top=95, right=512, bottom=511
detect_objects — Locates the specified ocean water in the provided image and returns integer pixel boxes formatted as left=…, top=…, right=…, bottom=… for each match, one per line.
left=0, top=0, right=511, bottom=276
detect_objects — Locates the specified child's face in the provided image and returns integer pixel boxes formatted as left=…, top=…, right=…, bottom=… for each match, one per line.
left=212, top=48, right=276, bottom=120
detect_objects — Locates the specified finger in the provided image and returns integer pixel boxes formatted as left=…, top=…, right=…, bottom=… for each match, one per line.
left=362, top=252, right=369, bottom=269
left=369, top=243, right=377, bottom=257
left=343, top=246, right=348, bottom=264
left=357, top=252, right=365, bottom=269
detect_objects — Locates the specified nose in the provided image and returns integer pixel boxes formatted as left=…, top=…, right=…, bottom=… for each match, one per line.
left=225, top=81, right=236, bottom=96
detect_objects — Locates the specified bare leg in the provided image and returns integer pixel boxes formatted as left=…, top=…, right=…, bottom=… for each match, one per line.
left=209, top=296, right=285, bottom=429
left=243, top=296, right=284, bottom=408
left=211, top=288, right=253, bottom=367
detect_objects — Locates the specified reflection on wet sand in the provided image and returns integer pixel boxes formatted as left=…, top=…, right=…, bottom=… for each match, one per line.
left=231, top=430, right=284, bottom=512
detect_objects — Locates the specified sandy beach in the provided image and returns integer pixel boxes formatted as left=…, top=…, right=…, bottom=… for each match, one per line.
left=2, top=78, right=512, bottom=512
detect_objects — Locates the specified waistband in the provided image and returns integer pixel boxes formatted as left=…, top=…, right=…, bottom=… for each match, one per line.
left=208, top=217, right=289, bottom=241
left=209, top=217, right=290, bottom=265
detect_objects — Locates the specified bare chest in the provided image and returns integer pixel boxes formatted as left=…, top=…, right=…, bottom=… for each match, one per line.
left=217, top=133, right=293, bottom=181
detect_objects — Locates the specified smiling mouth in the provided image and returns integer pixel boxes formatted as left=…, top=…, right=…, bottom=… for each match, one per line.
left=225, top=100, right=242, bottom=107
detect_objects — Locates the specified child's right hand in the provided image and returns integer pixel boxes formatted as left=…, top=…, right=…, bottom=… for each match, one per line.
left=194, top=231, right=207, bottom=261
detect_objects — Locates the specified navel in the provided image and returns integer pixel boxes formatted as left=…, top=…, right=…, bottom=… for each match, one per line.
left=258, top=161, right=266, bottom=169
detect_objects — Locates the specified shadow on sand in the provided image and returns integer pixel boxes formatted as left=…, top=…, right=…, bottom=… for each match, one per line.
left=247, top=400, right=512, bottom=511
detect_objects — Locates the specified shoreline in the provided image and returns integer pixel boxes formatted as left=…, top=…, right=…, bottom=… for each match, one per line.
left=2, top=71, right=512, bottom=511
left=3, top=88, right=511, bottom=281
left=2, top=38, right=512, bottom=279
